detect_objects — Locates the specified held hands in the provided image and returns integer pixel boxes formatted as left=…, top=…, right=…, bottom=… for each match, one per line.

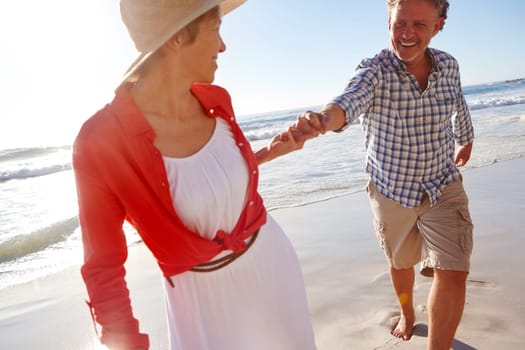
left=267, top=126, right=305, bottom=158
left=294, top=104, right=346, bottom=138
left=265, top=109, right=328, bottom=161
left=256, top=109, right=332, bottom=165
left=294, top=110, right=328, bottom=140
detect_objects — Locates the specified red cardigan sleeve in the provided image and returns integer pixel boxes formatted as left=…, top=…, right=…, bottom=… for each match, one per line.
left=73, top=116, right=150, bottom=349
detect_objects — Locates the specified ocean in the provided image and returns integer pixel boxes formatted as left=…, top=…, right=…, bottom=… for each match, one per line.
left=1, top=78, right=524, bottom=290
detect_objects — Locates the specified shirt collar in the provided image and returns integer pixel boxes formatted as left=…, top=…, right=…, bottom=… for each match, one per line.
left=108, top=82, right=229, bottom=140
left=386, top=48, right=440, bottom=74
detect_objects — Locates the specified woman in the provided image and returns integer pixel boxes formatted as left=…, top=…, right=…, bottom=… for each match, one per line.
left=73, top=0, right=316, bottom=349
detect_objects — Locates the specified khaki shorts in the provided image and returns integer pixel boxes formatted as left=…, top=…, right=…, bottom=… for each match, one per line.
left=367, top=177, right=473, bottom=277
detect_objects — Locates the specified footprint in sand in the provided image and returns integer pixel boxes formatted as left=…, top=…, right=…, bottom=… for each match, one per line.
left=467, top=279, right=497, bottom=288
left=372, top=335, right=412, bottom=350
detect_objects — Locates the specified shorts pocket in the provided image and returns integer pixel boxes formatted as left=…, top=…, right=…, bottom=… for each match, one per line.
left=457, top=208, right=473, bottom=254
left=374, top=220, right=392, bottom=259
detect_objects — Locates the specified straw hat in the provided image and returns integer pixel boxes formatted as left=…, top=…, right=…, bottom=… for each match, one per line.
left=120, top=0, right=246, bottom=83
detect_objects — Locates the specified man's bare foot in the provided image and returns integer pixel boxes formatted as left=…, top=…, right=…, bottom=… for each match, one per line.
left=390, top=314, right=415, bottom=341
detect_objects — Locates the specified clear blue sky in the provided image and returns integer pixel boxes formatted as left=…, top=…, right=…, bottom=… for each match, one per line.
left=1, top=0, right=524, bottom=148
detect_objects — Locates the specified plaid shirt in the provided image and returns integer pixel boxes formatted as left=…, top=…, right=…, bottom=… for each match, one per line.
left=333, top=48, right=474, bottom=207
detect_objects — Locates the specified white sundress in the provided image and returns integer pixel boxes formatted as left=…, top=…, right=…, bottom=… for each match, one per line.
left=162, top=118, right=316, bottom=350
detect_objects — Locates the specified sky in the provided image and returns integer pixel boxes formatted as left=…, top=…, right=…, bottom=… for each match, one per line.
left=1, top=0, right=524, bottom=149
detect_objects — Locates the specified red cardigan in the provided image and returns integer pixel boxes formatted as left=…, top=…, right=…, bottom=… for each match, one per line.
left=73, top=83, right=267, bottom=349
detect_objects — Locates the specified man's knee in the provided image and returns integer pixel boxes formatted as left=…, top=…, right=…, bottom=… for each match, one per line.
left=433, top=269, right=468, bottom=286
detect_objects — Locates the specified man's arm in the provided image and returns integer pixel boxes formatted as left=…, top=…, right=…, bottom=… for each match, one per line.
left=454, top=92, right=474, bottom=167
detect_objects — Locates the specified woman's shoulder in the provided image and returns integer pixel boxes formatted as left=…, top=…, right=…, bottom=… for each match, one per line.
left=75, top=86, right=150, bottom=152
left=75, top=106, right=121, bottom=150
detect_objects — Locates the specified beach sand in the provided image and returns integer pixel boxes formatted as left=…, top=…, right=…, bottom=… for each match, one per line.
left=1, top=157, right=524, bottom=349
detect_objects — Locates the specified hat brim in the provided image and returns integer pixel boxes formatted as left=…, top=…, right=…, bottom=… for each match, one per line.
left=119, top=0, right=246, bottom=87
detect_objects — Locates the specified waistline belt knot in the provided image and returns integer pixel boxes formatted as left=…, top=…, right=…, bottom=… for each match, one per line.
left=214, top=230, right=247, bottom=252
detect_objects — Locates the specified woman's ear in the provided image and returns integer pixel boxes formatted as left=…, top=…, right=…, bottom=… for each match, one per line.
left=173, top=32, right=185, bottom=46
left=164, top=32, right=185, bottom=53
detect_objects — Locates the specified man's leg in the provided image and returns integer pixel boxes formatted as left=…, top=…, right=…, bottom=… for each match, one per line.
left=427, top=269, right=468, bottom=350
left=417, top=178, right=472, bottom=349
left=366, top=181, right=421, bottom=340
left=390, top=266, right=416, bottom=340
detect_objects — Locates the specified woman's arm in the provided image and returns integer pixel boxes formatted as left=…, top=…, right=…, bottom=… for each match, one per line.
left=73, top=136, right=149, bottom=350
left=254, top=126, right=305, bottom=165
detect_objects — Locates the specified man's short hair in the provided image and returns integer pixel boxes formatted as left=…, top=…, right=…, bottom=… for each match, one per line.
left=386, top=0, right=449, bottom=29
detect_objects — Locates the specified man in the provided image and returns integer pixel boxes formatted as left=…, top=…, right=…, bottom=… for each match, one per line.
left=297, top=1, right=474, bottom=349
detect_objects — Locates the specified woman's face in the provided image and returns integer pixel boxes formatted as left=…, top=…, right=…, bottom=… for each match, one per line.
left=178, top=14, right=226, bottom=83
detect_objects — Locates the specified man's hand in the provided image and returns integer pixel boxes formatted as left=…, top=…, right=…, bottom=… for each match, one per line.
left=455, top=142, right=473, bottom=167
left=295, top=111, right=326, bottom=140
left=294, top=104, right=347, bottom=140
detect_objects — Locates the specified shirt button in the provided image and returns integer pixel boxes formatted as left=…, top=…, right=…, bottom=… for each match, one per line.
left=252, top=170, right=257, bottom=175
left=249, top=201, right=254, bottom=206
left=209, top=108, right=215, bottom=114
left=230, top=117, right=235, bottom=121
left=161, top=182, right=166, bottom=187
left=238, top=142, right=244, bottom=147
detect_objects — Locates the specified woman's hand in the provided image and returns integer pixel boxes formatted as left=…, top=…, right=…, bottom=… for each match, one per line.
left=268, top=125, right=305, bottom=158
left=255, top=126, right=305, bottom=165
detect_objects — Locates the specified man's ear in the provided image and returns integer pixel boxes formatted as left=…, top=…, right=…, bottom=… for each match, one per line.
left=433, top=17, right=445, bottom=34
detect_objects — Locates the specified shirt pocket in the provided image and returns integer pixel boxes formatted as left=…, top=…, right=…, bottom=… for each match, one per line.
left=431, top=81, right=459, bottom=126
left=434, top=83, right=458, bottom=101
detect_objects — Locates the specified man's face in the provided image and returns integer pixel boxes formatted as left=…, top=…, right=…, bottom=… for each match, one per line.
left=388, top=0, right=444, bottom=67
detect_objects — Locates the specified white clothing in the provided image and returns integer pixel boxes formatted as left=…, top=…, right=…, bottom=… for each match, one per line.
left=162, top=118, right=316, bottom=350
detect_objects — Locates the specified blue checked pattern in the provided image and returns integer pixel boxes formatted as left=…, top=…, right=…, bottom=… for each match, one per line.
left=333, top=48, right=474, bottom=208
